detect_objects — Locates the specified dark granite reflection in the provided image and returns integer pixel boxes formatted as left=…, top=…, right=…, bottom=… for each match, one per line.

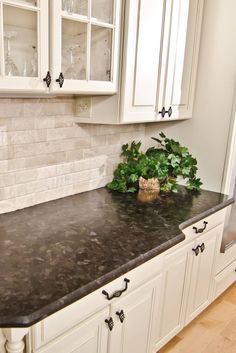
left=0, top=186, right=233, bottom=327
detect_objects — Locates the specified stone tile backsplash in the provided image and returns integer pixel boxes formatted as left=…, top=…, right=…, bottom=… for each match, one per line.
left=0, top=97, right=145, bottom=214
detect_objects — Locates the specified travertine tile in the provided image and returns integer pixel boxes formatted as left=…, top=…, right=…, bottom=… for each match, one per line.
left=0, top=97, right=146, bottom=214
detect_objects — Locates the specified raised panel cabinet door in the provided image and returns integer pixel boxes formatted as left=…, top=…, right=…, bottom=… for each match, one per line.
left=157, top=0, right=204, bottom=121
left=185, top=224, right=224, bottom=325
left=34, top=307, right=110, bottom=353
left=0, top=0, right=49, bottom=93
left=154, top=243, right=191, bottom=352
left=108, top=274, right=162, bottom=353
left=120, top=0, right=165, bottom=123
left=50, top=0, right=121, bottom=94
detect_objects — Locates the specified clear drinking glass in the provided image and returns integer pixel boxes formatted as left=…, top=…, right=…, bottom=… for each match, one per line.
left=90, top=25, right=112, bottom=81
left=4, top=31, right=20, bottom=76
left=65, top=45, right=86, bottom=80
left=62, top=19, right=87, bottom=80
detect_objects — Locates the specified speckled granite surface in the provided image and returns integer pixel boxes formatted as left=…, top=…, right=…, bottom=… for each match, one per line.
left=0, top=186, right=233, bottom=327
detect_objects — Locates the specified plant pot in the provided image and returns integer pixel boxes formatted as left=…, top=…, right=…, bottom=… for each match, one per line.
left=138, top=176, right=160, bottom=192
left=137, top=189, right=160, bottom=202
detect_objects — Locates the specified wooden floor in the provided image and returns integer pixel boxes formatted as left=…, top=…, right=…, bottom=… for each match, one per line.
left=158, top=283, right=236, bottom=353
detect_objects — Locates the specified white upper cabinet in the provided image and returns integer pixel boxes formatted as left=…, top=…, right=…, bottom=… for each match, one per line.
left=0, top=0, right=49, bottom=94
left=50, top=0, right=121, bottom=94
left=75, top=0, right=204, bottom=124
left=121, top=0, right=204, bottom=123
left=120, top=0, right=165, bottom=123
left=156, top=0, right=204, bottom=121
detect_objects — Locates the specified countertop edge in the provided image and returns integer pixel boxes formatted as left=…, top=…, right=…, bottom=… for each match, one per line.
left=0, top=196, right=234, bottom=328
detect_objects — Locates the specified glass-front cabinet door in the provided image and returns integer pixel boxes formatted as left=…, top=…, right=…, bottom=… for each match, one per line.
left=50, top=0, right=121, bottom=94
left=0, top=0, right=49, bottom=93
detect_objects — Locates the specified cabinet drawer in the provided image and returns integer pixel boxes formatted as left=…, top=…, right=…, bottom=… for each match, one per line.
left=31, top=254, right=163, bottom=350
left=214, top=259, right=236, bottom=299
left=182, top=208, right=226, bottom=240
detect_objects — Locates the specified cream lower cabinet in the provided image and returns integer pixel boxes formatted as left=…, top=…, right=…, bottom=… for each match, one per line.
left=185, top=224, right=224, bottom=325
left=108, top=275, right=162, bottom=353
left=154, top=243, right=191, bottom=352
left=154, top=211, right=226, bottom=352
left=34, top=307, right=109, bottom=353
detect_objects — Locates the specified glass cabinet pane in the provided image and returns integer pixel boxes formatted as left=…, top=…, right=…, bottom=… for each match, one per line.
left=91, top=0, right=114, bottom=23
left=3, top=5, right=38, bottom=77
left=90, top=25, right=112, bottom=81
left=62, top=19, right=87, bottom=80
left=12, top=0, right=38, bottom=6
left=62, top=0, right=88, bottom=16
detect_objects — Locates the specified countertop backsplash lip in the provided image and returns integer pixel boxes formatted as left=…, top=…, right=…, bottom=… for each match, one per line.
left=0, top=186, right=233, bottom=328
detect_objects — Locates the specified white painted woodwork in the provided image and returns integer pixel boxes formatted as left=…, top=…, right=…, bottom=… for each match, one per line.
left=75, top=0, right=204, bottom=124
left=50, top=0, right=121, bottom=94
left=31, top=254, right=163, bottom=350
left=154, top=243, right=191, bottom=351
left=34, top=308, right=109, bottom=353
left=108, top=275, right=162, bottom=353
left=214, top=258, right=236, bottom=299
left=0, top=0, right=49, bottom=93
left=182, top=207, right=226, bottom=240
left=185, top=224, right=224, bottom=324
left=3, top=328, right=28, bottom=353
left=119, top=0, right=164, bottom=123
left=157, top=0, right=204, bottom=121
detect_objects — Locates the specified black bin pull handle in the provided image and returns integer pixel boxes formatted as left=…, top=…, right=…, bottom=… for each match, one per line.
left=193, top=221, right=208, bottom=234
left=102, top=278, right=130, bottom=301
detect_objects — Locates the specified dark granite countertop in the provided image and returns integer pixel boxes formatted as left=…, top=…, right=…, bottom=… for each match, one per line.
left=0, top=186, right=233, bottom=328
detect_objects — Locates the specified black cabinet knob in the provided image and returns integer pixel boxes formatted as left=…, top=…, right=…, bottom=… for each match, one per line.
left=56, top=72, right=64, bottom=88
left=105, top=317, right=114, bottom=331
left=192, top=246, right=200, bottom=256
left=200, top=243, right=205, bottom=253
left=158, top=106, right=172, bottom=118
left=116, top=310, right=125, bottom=323
left=43, top=71, right=51, bottom=88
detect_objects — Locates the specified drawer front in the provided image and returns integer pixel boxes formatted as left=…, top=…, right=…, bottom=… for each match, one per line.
left=182, top=208, right=226, bottom=240
left=214, top=259, right=236, bottom=299
left=216, top=242, right=236, bottom=274
left=31, top=254, right=163, bottom=349
left=34, top=307, right=109, bottom=353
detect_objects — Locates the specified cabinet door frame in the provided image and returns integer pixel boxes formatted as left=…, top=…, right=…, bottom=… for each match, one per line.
left=0, top=0, right=49, bottom=94
left=185, top=224, right=223, bottom=325
left=156, top=0, right=204, bottom=121
left=108, top=274, right=163, bottom=353
left=154, top=242, right=193, bottom=352
left=50, top=0, right=121, bottom=95
left=120, top=0, right=165, bottom=123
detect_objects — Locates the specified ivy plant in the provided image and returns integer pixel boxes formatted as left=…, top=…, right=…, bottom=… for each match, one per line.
left=106, top=132, right=202, bottom=193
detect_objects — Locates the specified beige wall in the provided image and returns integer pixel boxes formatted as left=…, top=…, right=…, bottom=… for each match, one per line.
left=0, top=97, right=145, bottom=214
left=146, top=0, right=236, bottom=192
